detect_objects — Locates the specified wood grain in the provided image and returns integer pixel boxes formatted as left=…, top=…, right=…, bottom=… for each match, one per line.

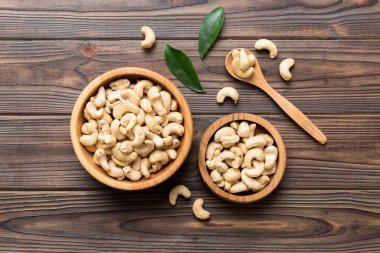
left=0, top=40, right=379, bottom=115
left=0, top=114, right=379, bottom=190
left=0, top=0, right=379, bottom=39
left=0, top=190, right=379, bottom=252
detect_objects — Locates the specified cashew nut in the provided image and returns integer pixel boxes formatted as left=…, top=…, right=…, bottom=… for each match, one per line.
left=223, top=168, right=241, bottom=182
left=279, top=58, right=295, bottom=81
left=244, top=135, right=267, bottom=149
left=216, top=87, right=239, bottom=104
left=145, top=114, right=162, bottom=135
left=147, top=86, right=166, bottom=117
left=120, top=140, right=134, bottom=154
left=206, top=142, right=223, bottom=160
left=107, top=160, right=125, bottom=180
left=112, top=142, right=138, bottom=163
left=230, top=121, right=239, bottom=131
left=140, top=158, right=151, bottom=179
left=237, top=121, right=250, bottom=138
left=80, top=120, right=98, bottom=146
left=228, top=146, right=243, bottom=169
left=192, top=199, right=210, bottom=220
left=98, top=120, right=116, bottom=148
left=134, top=80, right=153, bottom=98
left=120, top=89, right=141, bottom=106
left=86, top=101, right=104, bottom=119
left=230, top=181, right=249, bottom=194
left=264, top=146, right=278, bottom=170
left=244, top=161, right=264, bottom=178
left=149, top=150, right=169, bottom=165
left=255, top=39, right=277, bottom=59
left=94, top=86, right=106, bottom=108
left=170, top=100, right=177, bottom=111
left=242, top=148, right=264, bottom=169
left=110, top=79, right=130, bottom=90
left=140, top=98, right=153, bottom=113
left=214, top=127, right=236, bottom=143
left=169, top=185, right=191, bottom=206
left=141, top=26, right=156, bottom=49
left=165, top=149, right=177, bottom=160
left=93, top=149, right=109, bottom=171
left=162, top=123, right=184, bottom=137
left=112, top=101, right=140, bottom=119
left=162, top=112, right=183, bottom=126
left=123, top=166, right=142, bottom=181
left=110, top=119, right=126, bottom=141
left=160, top=91, right=172, bottom=114
left=241, top=169, right=262, bottom=191
left=119, top=113, right=137, bottom=135
left=134, top=140, right=155, bottom=157
left=220, top=135, right=240, bottom=148
left=210, top=170, right=224, bottom=186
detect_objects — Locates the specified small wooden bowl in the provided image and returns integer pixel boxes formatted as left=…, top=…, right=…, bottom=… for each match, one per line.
left=70, top=67, right=193, bottom=191
left=198, top=113, right=286, bottom=204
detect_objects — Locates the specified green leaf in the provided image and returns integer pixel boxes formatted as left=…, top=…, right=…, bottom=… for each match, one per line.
left=164, top=44, right=205, bottom=93
left=198, top=7, right=224, bottom=60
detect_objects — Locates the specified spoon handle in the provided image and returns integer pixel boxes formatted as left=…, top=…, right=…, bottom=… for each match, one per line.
left=261, top=84, right=327, bottom=144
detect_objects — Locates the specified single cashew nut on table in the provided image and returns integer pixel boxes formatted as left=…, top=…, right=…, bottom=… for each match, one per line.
left=169, top=185, right=191, bottom=206
left=141, top=26, right=156, bottom=49
left=192, top=199, right=210, bottom=220
left=279, top=58, right=295, bottom=81
left=255, top=39, right=278, bottom=59
left=216, top=87, right=239, bottom=104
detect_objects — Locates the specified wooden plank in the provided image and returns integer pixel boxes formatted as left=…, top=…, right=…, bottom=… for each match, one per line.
left=0, top=114, right=379, bottom=190
left=0, top=189, right=379, bottom=252
left=0, top=0, right=379, bottom=39
left=0, top=40, right=379, bottom=115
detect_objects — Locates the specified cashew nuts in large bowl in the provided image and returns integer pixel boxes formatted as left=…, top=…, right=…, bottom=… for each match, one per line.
left=71, top=67, right=193, bottom=190
left=198, top=113, right=286, bottom=204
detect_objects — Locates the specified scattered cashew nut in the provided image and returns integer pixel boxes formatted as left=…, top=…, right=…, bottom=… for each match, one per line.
left=279, top=58, right=295, bottom=81
left=216, top=87, right=239, bottom=104
left=169, top=185, right=191, bottom=205
left=192, top=199, right=210, bottom=220
left=255, top=39, right=277, bottom=59
left=141, top=26, right=156, bottom=49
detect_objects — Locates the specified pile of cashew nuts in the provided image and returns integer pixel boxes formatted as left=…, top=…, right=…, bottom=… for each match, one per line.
left=79, top=78, right=184, bottom=181
left=206, top=121, right=278, bottom=194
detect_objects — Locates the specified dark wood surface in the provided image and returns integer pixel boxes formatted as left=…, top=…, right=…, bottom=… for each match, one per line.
left=0, top=1, right=379, bottom=252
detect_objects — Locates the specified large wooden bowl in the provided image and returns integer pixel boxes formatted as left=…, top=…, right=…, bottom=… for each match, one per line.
left=198, top=113, right=286, bottom=203
left=71, top=67, right=193, bottom=190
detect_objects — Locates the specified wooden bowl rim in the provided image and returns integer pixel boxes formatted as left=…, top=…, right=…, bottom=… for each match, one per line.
left=198, top=113, right=286, bottom=204
left=70, top=67, right=193, bottom=190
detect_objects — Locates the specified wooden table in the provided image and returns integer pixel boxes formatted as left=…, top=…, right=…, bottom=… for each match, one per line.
left=1, top=1, right=380, bottom=252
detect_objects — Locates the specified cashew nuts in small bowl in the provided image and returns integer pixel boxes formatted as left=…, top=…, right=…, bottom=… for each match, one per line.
left=198, top=113, right=286, bottom=204
left=71, top=67, right=193, bottom=190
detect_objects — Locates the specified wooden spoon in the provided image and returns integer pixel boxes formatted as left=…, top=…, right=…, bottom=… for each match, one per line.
left=225, top=48, right=327, bottom=145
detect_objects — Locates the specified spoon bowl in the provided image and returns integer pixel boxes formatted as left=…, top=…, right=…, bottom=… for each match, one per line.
left=225, top=48, right=327, bottom=145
